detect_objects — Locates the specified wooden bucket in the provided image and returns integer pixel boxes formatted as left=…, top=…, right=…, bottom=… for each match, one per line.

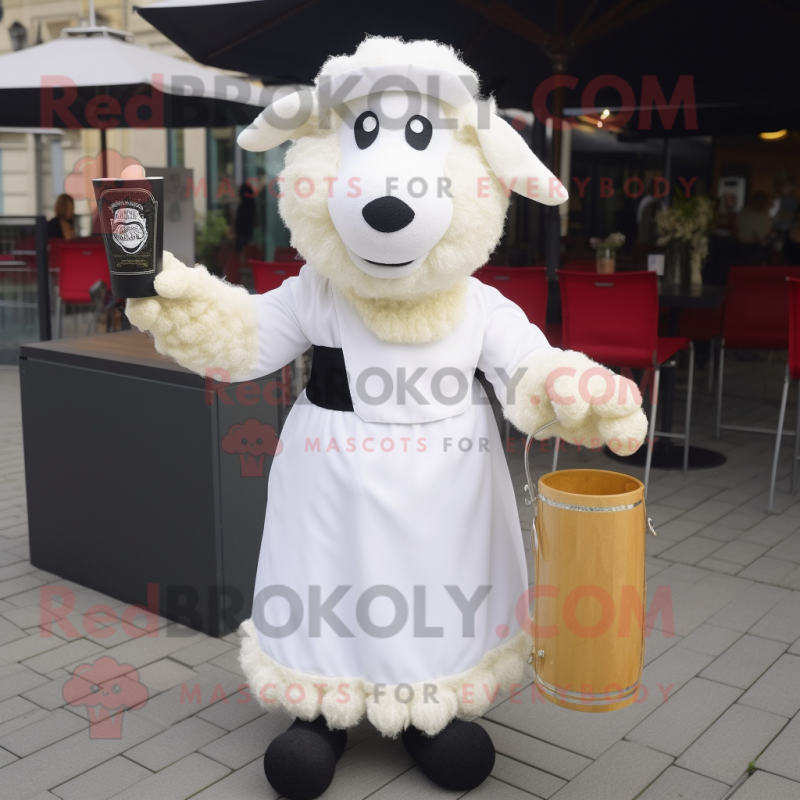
left=524, top=454, right=654, bottom=713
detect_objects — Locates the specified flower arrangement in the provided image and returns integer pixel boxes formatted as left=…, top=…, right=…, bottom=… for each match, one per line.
left=590, top=232, right=626, bottom=251
left=655, top=194, right=716, bottom=284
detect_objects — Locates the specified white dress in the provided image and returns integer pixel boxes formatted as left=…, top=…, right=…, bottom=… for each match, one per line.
left=238, top=265, right=555, bottom=737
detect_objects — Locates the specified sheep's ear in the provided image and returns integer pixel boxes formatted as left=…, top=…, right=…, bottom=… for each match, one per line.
left=238, top=88, right=317, bottom=152
left=476, top=113, right=568, bottom=206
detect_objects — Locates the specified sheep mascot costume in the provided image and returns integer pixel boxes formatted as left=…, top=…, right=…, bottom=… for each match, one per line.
left=127, top=36, right=647, bottom=800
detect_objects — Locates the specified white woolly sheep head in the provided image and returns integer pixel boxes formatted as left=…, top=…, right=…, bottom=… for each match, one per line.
left=239, top=36, right=567, bottom=302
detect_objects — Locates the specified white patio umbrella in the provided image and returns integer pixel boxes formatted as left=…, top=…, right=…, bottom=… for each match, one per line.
left=0, top=24, right=269, bottom=165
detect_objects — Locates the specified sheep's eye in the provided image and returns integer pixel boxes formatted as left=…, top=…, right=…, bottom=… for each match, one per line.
left=405, top=115, right=432, bottom=151
left=241, top=438, right=247, bottom=445
left=256, top=438, right=263, bottom=445
left=355, top=112, right=379, bottom=149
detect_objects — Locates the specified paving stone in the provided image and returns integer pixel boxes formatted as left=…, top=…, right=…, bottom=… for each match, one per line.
left=0, top=744, right=18, bottom=766
left=626, top=677, right=742, bottom=756
left=489, top=753, right=566, bottom=799
left=707, top=584, right=790, bottom=633
left=756, top=712, right=800, bottom=783
left=696, top=558, right=744, bottom=575
left=22, top=639, right=106, bottom=676
left=136, top=659, right=198, bottom=694
left=463, top=775, right=539, bottom=799
left=137, top=665, right=248, bottom=728
left=701, top=524, right=750, bottom=543
left=700, top=635, right=787, bottom=689
left=716, top=509, right=767, bottom=531
left=677, top=624, right=742, bottom=657
left=658, top=485, right=721, bottom=511
left=647, top=537, right=679, bottom=557
left=486, top=646, right=713, bottom=759
left=766, top=532, right=800, bottom=563
left=0, top=574, right=45, bottom=600
left=50, top=755, right=153, bottom=800
left=635, top=765, right=729, bottom=799
left=644, top=631, right=682, bottom=665
left=63, top=623, right=206, bottom=674
left=199, top=712, right=288, bottom=769
left=0, top=616, right=26, bottom=647
left=739, top=522, right=797, bottom=549
left=0, top=710, right=164, bottom=800
left=738, top=557, right=798, bottom=584
left=659, top=537, right=724, bottom=566
left=106, top=752, right=230, bottom=800
left=191, top=756, right=276, bottom=799
left=197, top=694, right=266, bottom=731
left=0, top=695, right=40, bottom=724
left=738, top=654, right=800, bottom=718
left=21, top=672, right=94, bottom=711
left=125, top=715, right=227, bottom=771
left=548, top=741, right=672, bottom=800
left=676, top=703, right=787, bottom=784
left=208, top=647, right=244, bottom=678
left=683, top=500, right=740, bottom=524
left=651, top=518, right=707, bottom=542
left=779, top=564, right=800, bottom=590
left=0, top=663, right=49, bottom=702
left=729, top=771, right=800, bottom=799
left=711, top=541, right=770, bottom=567
left=647, top=505, right=686, bottom=526
left=170, top=638, right=235, bottom=668
left=655, top=574, right=752, bottom=637
left=0, top=704, right=50, bottom=740
left=0, top=707, right=88, bottom=757
left=748, top=592, right=800, bottom=643
left=476, top=720, right=590, bottom=781
left=0, top=632, right=66, bottom=666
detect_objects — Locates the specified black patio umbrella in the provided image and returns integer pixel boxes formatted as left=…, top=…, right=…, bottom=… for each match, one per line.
left=135, top=0, right=800, bottom=141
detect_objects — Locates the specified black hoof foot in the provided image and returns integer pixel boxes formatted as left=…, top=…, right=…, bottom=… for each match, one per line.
left=264, top=717, right=347, bottom=800
left=402, top=719, right=495, bottom=791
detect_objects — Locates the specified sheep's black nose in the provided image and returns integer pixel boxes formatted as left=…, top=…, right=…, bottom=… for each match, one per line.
left=362, top=196, right=415, bottom=233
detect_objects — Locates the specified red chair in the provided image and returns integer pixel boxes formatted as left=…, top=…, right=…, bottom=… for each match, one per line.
left=274, top=246, right=300, bottom=262
left=559, top=270, right=695, bottom=492
left=715, top=266, right=800, bottom=440
left=561, top=259, right=597, bottom=272
left=249, top=260, right=304, bottom=294
left=769, top=278, right=800, bottom=512
left=678, top=307, right=724, bottom=392
left=56, top=242, right=110, bottom=336
left=474, top=266, right=548, bottom=328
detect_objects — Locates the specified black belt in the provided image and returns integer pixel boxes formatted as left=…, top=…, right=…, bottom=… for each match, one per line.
left=306, top=346, right=354, bottom=411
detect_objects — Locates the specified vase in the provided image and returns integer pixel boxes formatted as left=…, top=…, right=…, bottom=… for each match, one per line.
left=664, top=240, right=689, bottom=288
left=596, top=246, right=616, bottom=274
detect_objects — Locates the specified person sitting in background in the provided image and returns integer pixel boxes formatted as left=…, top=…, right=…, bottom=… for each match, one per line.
left=736, top=192, right=774, bottom=245
left=47, top=194, right=76, bottom=240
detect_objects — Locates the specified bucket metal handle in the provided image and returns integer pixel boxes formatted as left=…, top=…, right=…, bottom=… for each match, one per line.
left=523, top=422, right=658, bottom=561
left=524, top=421, right=559, bottom=562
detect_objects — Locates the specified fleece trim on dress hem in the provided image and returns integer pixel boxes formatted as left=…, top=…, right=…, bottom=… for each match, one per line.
left=238, top=618, right=531, bottom=737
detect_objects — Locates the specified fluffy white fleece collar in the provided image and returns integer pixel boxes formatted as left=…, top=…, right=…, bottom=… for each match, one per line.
left=342, top=280, right=468, bottom=344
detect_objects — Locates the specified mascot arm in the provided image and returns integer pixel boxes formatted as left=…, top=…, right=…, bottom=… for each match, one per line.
left=477, top=284, right=647, bottom=457
left=126, top=252, right=310, bottom=381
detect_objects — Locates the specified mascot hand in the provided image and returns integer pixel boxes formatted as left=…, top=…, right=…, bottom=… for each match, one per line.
left=126, top=251, right=258, bottom=380
left=503, top=349, right=648, bottom=457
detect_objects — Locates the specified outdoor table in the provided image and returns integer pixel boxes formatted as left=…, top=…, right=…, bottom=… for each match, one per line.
left=20, top=330, right=285, bottom=636
left=610, top=283, right=727, bottom=470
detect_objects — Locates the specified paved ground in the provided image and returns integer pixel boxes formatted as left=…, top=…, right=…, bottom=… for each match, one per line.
left=2, top=354, right=800, bottom=799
